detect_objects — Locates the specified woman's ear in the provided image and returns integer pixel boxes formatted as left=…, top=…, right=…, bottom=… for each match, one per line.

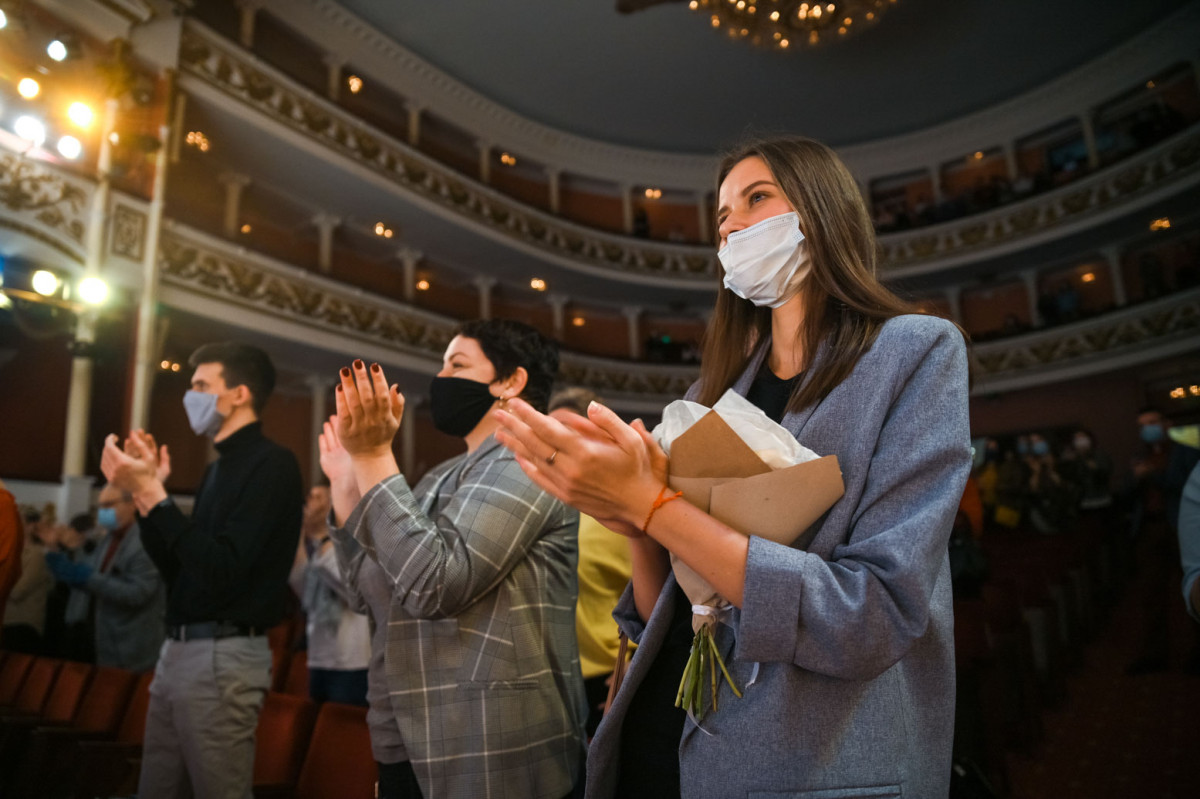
left=498, top=366, right=529, bottom=400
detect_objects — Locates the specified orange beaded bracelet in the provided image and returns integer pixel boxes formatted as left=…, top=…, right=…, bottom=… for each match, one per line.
left=642, top=485, right=683, bottom=534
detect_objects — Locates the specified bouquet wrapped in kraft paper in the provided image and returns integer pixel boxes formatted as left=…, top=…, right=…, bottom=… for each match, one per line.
left=653, top=390, right=844, bottom=719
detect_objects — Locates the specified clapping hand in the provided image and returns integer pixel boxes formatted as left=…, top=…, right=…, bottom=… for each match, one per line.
left=493, top=398, right=666, bottom=538
left=335, top=360, right=405, bottom=459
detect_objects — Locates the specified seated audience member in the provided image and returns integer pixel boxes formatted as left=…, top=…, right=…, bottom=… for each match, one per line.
left=2, top=510, right=53, bottom=654
left=45, top=484, right=166, bottom=671
left=289, top=482, right=369, bottom=705
left=548, top=387, right=634, bottom=738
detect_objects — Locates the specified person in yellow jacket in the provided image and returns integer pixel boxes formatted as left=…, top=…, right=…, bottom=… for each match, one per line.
left=549, top=388, right=634, bottom=737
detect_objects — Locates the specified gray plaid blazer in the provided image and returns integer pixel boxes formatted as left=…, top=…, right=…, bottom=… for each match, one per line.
left=332, top=436, right=587, bottom=799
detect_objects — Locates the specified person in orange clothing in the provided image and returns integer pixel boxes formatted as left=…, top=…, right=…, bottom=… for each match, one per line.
left=0, top=479, right=25, bottom=638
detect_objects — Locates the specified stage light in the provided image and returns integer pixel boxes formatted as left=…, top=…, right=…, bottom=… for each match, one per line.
left=56, top=135, right=82, bottom=160
left=31, top=270, right=59, bottom=296
left=67, top=102, right=93, bottom=128
left=530, top=278, right=547, bottom=291
left=14, top=115, right=45, bottom=146
left=0, top=10, right=7, bottom=30
left=78, top=276, right=108, bottom=305
left=46, top=33, right=81, bottom=62
left=17, top=78, right=39, bottom=98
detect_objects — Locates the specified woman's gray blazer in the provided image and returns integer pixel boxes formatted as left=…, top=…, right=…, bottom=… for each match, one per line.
left=586, top=314, right=971, bottom=799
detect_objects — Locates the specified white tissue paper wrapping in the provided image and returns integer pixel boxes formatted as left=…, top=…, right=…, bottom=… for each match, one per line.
left=652, top=389, right=819, bottom=469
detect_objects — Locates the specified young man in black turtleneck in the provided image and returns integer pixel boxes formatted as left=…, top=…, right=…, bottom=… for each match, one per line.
left=101, top=341, right=302, bottom=799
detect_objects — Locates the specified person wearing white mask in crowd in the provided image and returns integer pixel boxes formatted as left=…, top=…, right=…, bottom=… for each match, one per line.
left=47, top=483, right=166, bottom=671
left=493, top=137, right=971, bottom=799
left=101, top=341, right=303, bottom=799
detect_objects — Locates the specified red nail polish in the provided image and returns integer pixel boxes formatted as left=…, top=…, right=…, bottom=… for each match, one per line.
left=336, top=384, right=343, bottom=392
left=340, top=367, right=350, bottom=377
left=353, top=359, right=364, bottom=369
left=370, top=363, right=381, bottom=373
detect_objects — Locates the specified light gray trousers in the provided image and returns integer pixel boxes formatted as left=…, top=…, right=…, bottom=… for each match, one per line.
left=137, top=636, right=272, bottom=799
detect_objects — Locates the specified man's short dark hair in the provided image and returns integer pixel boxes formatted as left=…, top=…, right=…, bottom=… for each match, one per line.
left=189, top=342, right=276, bottom=415
left=456, top=319, right=559, bottom=413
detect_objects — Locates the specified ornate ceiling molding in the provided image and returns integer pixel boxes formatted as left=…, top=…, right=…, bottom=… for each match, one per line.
left=155, top=222, right=699, bottom=410
left=151, top=221, right=1199, bottom=407
left=969, top=288, right=1200, bottom=394
left=879, top=125, right=1200, bottom=278
left=251, top=0, right=1199, bottom=188
left=0, top=152, right=90, bottom=264
left=178, top=23, right=719, bottom=287
left=179, top=23, right=1200, bottom=286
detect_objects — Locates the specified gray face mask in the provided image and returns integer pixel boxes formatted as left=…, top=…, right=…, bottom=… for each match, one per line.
left=183, top=390, right=225, bottom=437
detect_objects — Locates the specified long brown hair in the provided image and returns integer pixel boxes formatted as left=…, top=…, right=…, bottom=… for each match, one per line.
left=697, top=137, right=930, bottom=412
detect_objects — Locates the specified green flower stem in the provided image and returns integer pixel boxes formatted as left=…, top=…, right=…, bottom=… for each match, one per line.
left=707, top=627, right=743, bottom=699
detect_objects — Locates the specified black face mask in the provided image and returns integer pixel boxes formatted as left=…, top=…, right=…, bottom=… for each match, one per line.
left=430, top=376, right=498, bottom=437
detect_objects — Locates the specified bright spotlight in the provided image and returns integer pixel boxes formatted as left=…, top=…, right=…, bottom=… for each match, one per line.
left=67, top=102, right=93, bottom=128
left=56, top=135, right=82, bottom=160
left=0, top=11, right=7, bottom=30
left=78, top=276, right=109, bottom=305
left=17, top=78, right=39, bottom=99
left=31, top=270, right=59, bottom=296
left=47, top=39, right=68, bottom=61
left=13, top=115, right=45, bottom=146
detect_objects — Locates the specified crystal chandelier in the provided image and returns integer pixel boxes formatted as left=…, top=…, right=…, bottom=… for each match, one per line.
left=688, top=0, right=897, bottom=50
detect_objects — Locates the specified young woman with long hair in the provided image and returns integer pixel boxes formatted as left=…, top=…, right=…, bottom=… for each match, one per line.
left=494, top=136, right=971, bottom=798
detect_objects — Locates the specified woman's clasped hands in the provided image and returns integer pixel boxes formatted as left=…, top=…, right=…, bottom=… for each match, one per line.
left=492, top=398, right=667, bottom=539
left=334, top=359, right=405, bottom=458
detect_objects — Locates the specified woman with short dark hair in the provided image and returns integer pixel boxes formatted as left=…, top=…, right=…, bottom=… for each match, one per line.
left=320, top=319, right=586, bottom=799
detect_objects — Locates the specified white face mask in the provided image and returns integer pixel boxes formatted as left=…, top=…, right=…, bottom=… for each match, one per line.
left=717, top=211, right=810, bottom=308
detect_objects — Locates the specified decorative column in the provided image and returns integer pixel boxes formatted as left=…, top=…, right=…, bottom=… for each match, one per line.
left=477, top=141, right=491, bottom=184
left=929, top=166, right=944, bottom=204
left=219, top=172, right=250, bottom=238
left=1080, top=111, right=1100, bottom=170
left=236, top=0, right=262, bottom=48
left=473, top=276, right=496, bottom=320
left=942, top=286, right=962, bottom=324
left=547, top=294, right=568, bottom=340
left=308, top=376, right=328, bottom=487
left=323, top=55, right=345, bottom=101
left=621, top=185, right=634, bottom=235
left=397, top=247, right=423, bottom=302
left=312, top=213, right=341, bottom=274
left=1020, top=269, right=1041, bottom=327
left=406, top=104, right=423, bottom=147
left=1100, top=245, right=1128, bottom=307
left=168, top=90, right=187, bottom=164
left=130, top=119, right=171, bottom=432
left=1002, top=143, right=1019, bottom=181
left=61, top=97, right=119, bottom=516
left=400, top=394, right=418, bottom=477
left=622, top=305, right=642, bottom=360
left=546, top=168, right=561, bottom=214
left=695, top=191, right=711, bottom=242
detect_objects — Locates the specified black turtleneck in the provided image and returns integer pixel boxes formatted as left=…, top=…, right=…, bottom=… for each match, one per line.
left=139, top=422, right=303, bottom=628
